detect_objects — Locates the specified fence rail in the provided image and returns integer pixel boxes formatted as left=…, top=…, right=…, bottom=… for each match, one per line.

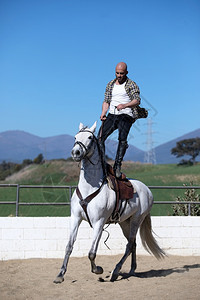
left=0, top=184, right=200, bottom=216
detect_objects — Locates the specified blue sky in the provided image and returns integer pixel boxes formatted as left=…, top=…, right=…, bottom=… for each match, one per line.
left=1, top=0, right=200, bottom=151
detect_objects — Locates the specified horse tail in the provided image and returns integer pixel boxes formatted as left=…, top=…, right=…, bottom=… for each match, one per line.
left=140, top=213, right=166, bottom=259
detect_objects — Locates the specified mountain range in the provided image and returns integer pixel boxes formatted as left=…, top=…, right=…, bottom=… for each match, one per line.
left=0, top=128, right=200, bottom=164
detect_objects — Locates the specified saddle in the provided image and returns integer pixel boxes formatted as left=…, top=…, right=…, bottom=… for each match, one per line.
left=76, top=164, right=135, bottom=228
left=106, top=164, right=134, bottom=222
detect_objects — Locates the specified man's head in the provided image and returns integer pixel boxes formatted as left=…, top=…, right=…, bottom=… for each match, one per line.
left=115, top=62, right=128, bottom=84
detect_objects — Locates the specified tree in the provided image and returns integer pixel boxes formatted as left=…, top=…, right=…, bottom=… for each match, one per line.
left=22, top=159, right=33, bottom=167
left=33, top=153, right=44, bottom=164
left=171, top=138, right=200, bottom=164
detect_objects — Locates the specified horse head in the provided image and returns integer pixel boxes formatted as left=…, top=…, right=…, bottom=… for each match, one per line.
left=71, top=121, right=97, bottom=162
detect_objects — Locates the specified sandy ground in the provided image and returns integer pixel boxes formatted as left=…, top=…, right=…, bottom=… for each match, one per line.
left=0, top=255, right=200, bottom=300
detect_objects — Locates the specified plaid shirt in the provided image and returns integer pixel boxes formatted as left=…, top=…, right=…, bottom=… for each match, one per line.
left=104, top=77, right=141, bottom=119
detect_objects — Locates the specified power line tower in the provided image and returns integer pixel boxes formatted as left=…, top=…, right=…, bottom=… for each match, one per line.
left=144, top=118, right=157, bottom=164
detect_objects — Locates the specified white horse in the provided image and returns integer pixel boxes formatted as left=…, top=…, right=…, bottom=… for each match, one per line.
left=54, top=122, right=165, bottom=283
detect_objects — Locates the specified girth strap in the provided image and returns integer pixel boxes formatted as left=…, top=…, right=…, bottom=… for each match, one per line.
left=76, top=179, right=106, bottom=228
left=110, top=176, right=120, bottom=221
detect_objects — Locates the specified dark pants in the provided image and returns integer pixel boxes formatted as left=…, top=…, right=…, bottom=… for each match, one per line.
left=98, top=113, right=134, bottom=176
left=98, top=113, right=134, bottom=143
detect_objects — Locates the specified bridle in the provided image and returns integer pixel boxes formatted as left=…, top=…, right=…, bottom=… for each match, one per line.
left=73, top=129, right=100, bottom=165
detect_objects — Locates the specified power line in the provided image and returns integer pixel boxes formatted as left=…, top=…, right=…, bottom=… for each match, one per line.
left=144, top=118, right=157, bottom=164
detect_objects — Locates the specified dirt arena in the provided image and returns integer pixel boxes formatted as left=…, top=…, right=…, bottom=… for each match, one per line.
left=0, top=255, right=200, bottom=300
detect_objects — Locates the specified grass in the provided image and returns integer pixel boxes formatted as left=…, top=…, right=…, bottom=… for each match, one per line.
left=123, top=162, right=200, bottom=216
left=0, top=160, right=200, bottom=217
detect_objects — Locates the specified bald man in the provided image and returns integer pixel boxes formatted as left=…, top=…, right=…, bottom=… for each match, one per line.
left=98, top=62, right=141, bottom=178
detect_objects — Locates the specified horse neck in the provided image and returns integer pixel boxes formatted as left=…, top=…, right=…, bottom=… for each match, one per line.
left=78, top=145, right=104, bottom=191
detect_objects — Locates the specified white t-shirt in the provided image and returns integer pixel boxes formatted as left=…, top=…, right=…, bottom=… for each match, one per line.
left=109, top=83, right=133, bottom=118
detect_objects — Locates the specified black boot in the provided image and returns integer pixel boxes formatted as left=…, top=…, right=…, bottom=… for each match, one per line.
left=113, top=141, right=128, bottom=178
left=98, top=140, right=108, bottom=177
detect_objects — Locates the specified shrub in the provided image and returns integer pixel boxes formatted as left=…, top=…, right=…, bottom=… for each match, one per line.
left=173, top=182, right=200, bottom=216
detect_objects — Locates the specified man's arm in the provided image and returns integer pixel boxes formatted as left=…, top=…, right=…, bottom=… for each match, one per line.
left=100, top=101, right=110, bottom=121
left=116, top=98, right=140, bottom=111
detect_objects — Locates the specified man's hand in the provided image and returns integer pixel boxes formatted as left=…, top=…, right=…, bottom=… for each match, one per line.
left=100, top=114, right=107, bottom=121
left=116, top=104, right=126, bottom=111
left=116, top=98, right=139, bottom=111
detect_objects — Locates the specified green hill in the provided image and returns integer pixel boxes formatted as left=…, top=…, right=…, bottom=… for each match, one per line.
left=2, top=160, right=200, bottom=186
left=0, top=160, right=200, bottom=217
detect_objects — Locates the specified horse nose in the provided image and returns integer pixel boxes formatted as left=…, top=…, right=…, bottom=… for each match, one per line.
left=75, top=150, right=80, bottom=156
left=71, top=148, right=81, bottom=159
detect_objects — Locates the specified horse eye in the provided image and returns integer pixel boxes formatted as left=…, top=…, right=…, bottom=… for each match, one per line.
left=88, top=136, right=92, bottom=140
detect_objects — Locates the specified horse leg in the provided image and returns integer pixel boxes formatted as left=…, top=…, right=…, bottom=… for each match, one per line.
left=110, top=240, right=135, bottom=281
left=88, top=220, right=104, bottom=275
left=54, top=215, right=81, bottom=283
left=110, top=218, right=138, bottom=281
left=129, top=239, right=137, bottom=275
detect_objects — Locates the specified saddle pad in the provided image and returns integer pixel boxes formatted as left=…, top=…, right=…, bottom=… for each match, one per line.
left=119, top=178, right=134, bottom=200
left=106, top=164, right=134, bottom=200
left=107, top=173, right=134, bottom=200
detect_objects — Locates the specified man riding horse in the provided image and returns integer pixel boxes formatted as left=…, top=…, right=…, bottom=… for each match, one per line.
left=98, top=62, right=142, bottom=178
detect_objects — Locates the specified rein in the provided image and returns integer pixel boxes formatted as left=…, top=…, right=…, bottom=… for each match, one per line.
left=74, top=127, right=106, bottom=227
left=73, top=126, right=133, bottom=228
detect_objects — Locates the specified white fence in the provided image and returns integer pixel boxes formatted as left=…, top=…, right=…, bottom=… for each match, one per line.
left=0, top=216, right=200, bottom=260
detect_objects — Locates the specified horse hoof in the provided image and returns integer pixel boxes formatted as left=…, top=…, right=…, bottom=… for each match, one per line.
left=95, top=266, right=104, bottom=275
left=53, top=276, right=64, bottom=284
left=110, top=271, right=118, bottom=282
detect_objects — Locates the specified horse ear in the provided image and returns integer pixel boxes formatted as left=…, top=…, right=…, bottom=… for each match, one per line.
left=79, top=123, right=84, bottom=131
left=90, top=121, right=97, bottom=133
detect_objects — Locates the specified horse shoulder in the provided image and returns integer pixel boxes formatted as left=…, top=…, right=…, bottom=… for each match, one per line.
left=70, top=190, right=83, bottom=216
